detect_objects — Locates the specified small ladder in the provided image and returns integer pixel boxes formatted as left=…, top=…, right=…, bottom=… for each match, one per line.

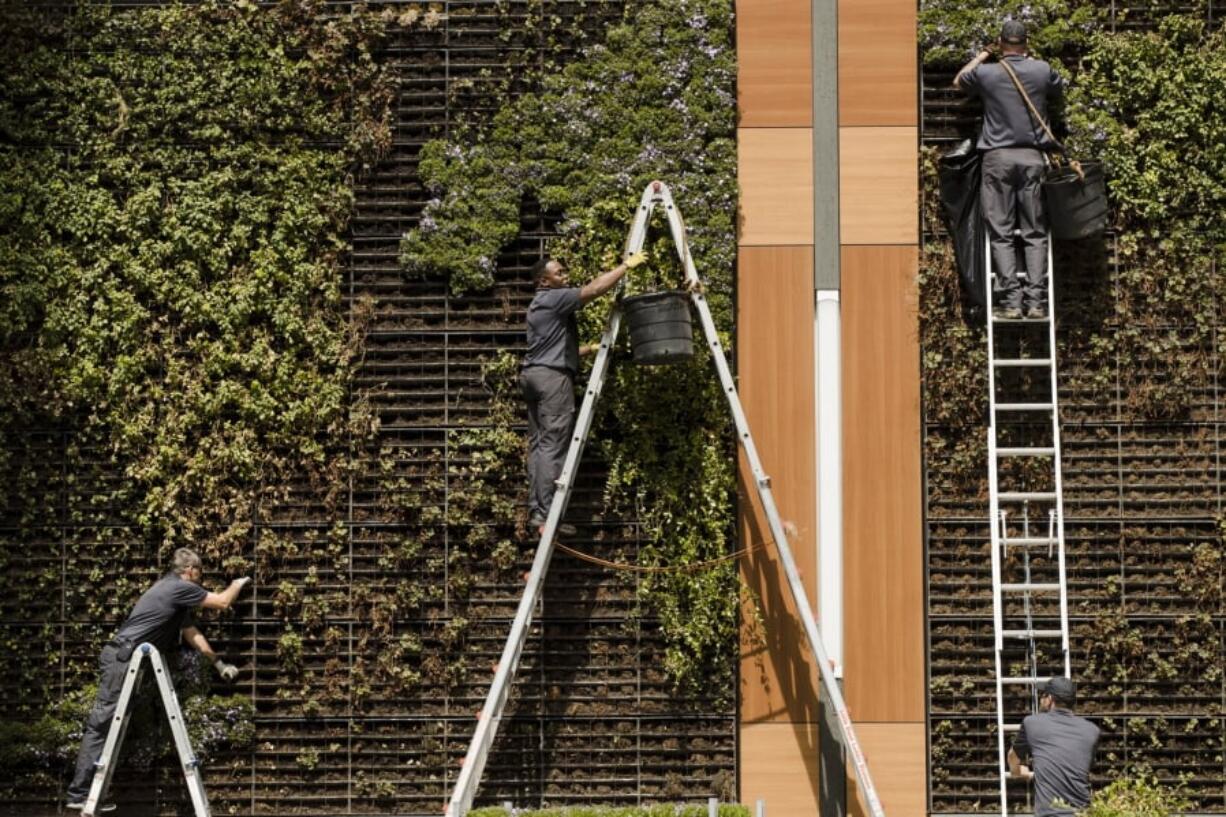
left=984, top=234, right=1072, bottom=815
left=82, top=643, right=212, bottom=817
left=445, top=181, right=886, bottom=817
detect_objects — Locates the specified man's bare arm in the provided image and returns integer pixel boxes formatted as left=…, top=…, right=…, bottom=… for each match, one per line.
left=201, top=576, right=251, bottom=611
left=954, top=49, right=993, bottom=88
left=578, top=251, right=648, bottom=304
left=1007, top=748, right=1033, bottom=781
left=183, top=624, right=240, bottom=681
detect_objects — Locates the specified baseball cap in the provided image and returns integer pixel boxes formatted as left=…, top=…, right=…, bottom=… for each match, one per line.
left=1041, top=676, right=1076, bottom=704
left=1001, top=21, right=1028, bottom=44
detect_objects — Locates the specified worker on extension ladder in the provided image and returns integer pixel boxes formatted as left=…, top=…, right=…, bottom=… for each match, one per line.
left=521, top=251, right=647, bottom=537
left=65, top=548, right=251, bottom=813
left=1008, top=677, right=1100, bottom=816
left=953, top=19, right=1065, bottom=320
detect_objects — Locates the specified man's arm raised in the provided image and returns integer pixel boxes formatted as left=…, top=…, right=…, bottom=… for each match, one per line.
left=578, top=251, right=648, bottom=304
left=201, top=576, right=251, bottom=611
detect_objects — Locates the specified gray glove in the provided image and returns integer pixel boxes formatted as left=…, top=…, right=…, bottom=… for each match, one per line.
left=213, top=658, right=239, bottom=682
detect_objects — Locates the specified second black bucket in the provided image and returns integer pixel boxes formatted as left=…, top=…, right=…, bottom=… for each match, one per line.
left=622, top=291, right=694, bottom=365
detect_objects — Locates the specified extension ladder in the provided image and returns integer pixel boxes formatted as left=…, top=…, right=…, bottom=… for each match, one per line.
left=446, top=181, right=886, bottom=817
left=984, top=235, right=1072, bottom=815
left=82, top=643, right=212, bottom=817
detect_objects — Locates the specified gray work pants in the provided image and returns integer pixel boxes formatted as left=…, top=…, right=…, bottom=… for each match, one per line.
left=67, top=643, right=128, bottom=801
left=520, top=366, right=575, bottom=520
left=982, top=147, right=1049, bottom=310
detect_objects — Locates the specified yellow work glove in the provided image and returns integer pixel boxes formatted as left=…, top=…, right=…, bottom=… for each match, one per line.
left=624, top=250, right=648, bottom=269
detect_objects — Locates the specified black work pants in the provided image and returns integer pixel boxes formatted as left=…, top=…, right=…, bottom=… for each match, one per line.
left=67, top=644, right=128, bottom=801
left=982, top=147, right=1048, bottom=310
left=520, top=366, right=575, bottom=520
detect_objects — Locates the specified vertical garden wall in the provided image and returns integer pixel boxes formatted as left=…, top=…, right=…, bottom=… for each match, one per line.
left=920, top=0, right=1226, bottom=812
left=0, top=1, right=739, bottom=813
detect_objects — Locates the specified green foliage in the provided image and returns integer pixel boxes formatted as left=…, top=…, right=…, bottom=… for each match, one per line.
left=919, top=0, right=1103, bottom=67
left=1080, top=775, right=1190, bottom=817
left=0, top=0, right=392, bottom=552
left=470, top=806, right=750, bottom=817
left=400, top=0, right=739, bottom=697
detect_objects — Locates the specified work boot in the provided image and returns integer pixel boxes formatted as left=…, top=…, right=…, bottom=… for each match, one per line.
left=66, top=802, right=117, bottom=813
left=538, top=521, right=578, bottom=537
left=993, top=307, right=1023, bottom=320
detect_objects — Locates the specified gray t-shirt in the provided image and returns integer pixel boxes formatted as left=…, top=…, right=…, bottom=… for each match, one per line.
left=960, top=55, right=1064, bottom=150
left=522, top=286, right=583, bottom=375
left=1013, top=708, right=1100, bottom=816
left=115, top=573, right=208, bottom=655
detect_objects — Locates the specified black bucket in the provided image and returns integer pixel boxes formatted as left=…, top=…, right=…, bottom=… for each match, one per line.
left=1043, top=160, right=1108, bottom=240
left=622, top=291, right=694, bottom=365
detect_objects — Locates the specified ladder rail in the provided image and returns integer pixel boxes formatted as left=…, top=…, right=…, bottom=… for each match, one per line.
left=661, top=184, right=885, bottom=817
left=1044, top=238, right=1072, bottom=674
left=986, top=229, right=1072, bottom=817
left=984, top=235, right=1010, bottom=817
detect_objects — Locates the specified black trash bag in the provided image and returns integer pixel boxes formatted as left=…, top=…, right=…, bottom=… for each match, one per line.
left=937, top=139, right=987, bottom=311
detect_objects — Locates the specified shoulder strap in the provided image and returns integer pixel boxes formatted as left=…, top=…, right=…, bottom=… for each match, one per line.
left=997, top=58, right=1062, bottom=152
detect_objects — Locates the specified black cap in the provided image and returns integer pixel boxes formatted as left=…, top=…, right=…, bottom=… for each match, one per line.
left=1001, top=20, right=1028, bottom=44
left=1041, top=676, right=1076, bottom=705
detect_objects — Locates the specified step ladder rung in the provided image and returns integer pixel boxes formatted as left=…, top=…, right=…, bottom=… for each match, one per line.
left=995, top=402, right=1055, bottom=412
left=1001, top=629, right=1064, bottom=639
left=991, top=315, right=1049, bottom=324
left=1001, top=535, right=1058, bottom=546
left=997, top=491, right=1057, bottom=503
left=993, top=358, right=1053, bottom=368
left=995, top=447, right=1056, bottom=457
left=999, top=582, right=1061, bottom=592
left=1000, top=676, right=1051, bottom=685
left=1002, top=724, right=1021, bottom=733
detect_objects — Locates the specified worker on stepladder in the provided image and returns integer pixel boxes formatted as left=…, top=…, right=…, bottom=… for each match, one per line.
left=953, top=20, right=1066, bottom=320
left=521, top=250, right=648, bottom=536
left=1008, top=677, right=1100, bottom=816
left=65, top=548, right=251, bottom=812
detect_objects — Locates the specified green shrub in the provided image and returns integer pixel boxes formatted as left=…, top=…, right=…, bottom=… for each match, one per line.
left=1080, top=776, right=1190, bottom=817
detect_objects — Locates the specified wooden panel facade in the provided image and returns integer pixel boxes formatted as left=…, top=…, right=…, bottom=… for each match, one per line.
left=838, top=126, right=919, bottom=245
left=735, top=0, right=813, bottom=127
left=737, top=246, right=820, bottom=725
left=838, top=0, right=919, bottom=126
left=738, top=128, right=814, bottom=246
left=849, top=723, right=928, bottom=816
left=841, top=245, right=924, bottom=723
left=740, top=722, right=822, bottom=813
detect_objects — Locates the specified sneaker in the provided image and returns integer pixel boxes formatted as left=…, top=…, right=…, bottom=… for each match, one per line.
left=528, top=513, right=547, bottom=529
left=1025, top=305, right=1048, bottom=319
left=67, top=802, right=117, bottom=813
left=993, top=307, right=1023, bottom=320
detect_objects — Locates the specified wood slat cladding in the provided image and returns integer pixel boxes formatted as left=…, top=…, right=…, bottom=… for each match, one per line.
left=848, top=723, right=928, bottom=816
left=736, top=246, right=820, bottom=724
left=735, top=0, right=812, bottom=127
left=838, top=0, right=919, bottom=126
left=737, top=128, right=814, bottom=246
left=838, top=126, right=919, bottom=245
left=739, top=722, right=823, bottom=813
left=841, top=245, right=924, bottom=722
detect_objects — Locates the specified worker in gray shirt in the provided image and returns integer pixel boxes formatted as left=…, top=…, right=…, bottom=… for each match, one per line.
left=521, top=250, right=647, bottom=535
left=1009, top=676, right=1100, bottom=816
left=954, top=20, right=1065, bottom=319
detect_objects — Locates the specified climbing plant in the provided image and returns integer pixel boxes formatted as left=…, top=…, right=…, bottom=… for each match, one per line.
left=0, top=0, right=392, bottom=554
left=400, top=0, right=739, bottom=696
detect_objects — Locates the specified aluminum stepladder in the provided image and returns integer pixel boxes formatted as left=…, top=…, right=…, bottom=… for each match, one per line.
left=82, top=642, right=212, bottom=817
left=984, top=234, right=1072, bottom=815
left=446, top=180, right=886, bottom=817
